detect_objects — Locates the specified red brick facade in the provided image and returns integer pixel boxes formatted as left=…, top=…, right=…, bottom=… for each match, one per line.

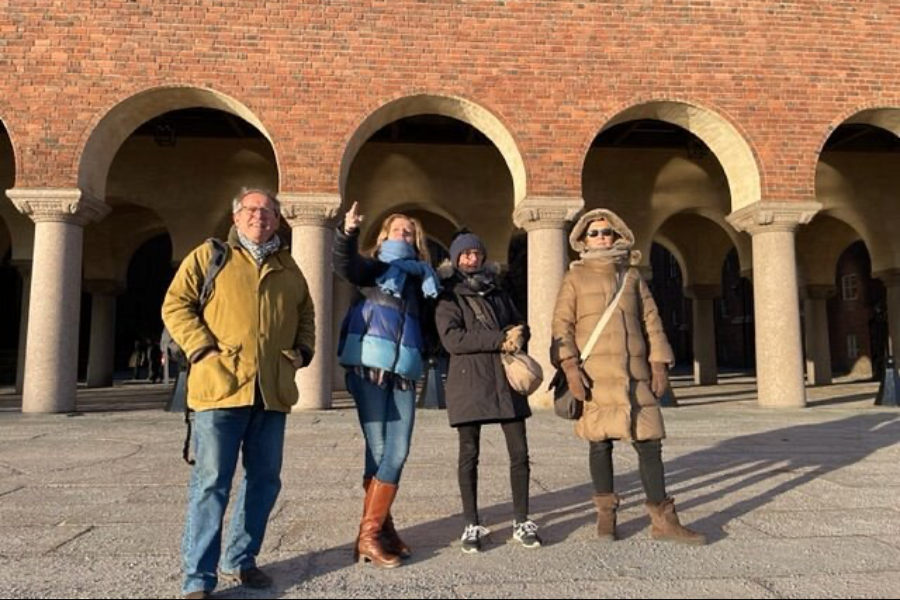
left=2, top=1, right=899, bottom=197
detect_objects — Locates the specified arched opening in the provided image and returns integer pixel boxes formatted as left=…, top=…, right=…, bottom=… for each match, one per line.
left=78, top=90, right=279, bottom=387
left=827, top=242, right=886, bottom=381
left=648, top=242, right=690, bottom=367
left=115, top=235, right=176, bottom=379
left=347, top=113, right=514, bottom=263
left=716, top=249, right=755, bottom=372
left=583, top=113, right=736, bottom=268
left=0, top=120, right=23, bottom=388
left=340, top=94, right=526, bottom=206
left=0, top=232, right=20, bottom=386
left=816, top=111, right=900, bottom=377
left=586, top=101, right=761, bottom=213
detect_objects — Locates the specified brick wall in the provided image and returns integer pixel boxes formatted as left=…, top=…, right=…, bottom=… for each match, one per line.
left=1, top=0, right=899, bottom=197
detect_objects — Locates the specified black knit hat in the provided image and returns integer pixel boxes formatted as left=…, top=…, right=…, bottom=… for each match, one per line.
left=449, top=230, right=487, bottom=266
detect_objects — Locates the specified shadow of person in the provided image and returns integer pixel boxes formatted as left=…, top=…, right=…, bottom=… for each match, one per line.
left=215, top=412, right=900, bottom=597
left=626, top=412, right=900, bottom=543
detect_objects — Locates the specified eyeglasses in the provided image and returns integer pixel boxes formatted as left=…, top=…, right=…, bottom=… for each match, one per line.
left=238, top=206, right=278, bottom=218
left=586, top=228, right=615, bottom=238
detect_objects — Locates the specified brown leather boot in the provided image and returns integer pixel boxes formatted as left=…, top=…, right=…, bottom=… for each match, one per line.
left=592, top=493, right=619, bottom=542
left=353, top=478, right=374, bottom=563
left=381, top=512, right=412, bottom=559
left=645, top=497, right=707, bottom=545
left=362, top=478, right=411, bottom=559
left=356, top=478, right=402, bottom=568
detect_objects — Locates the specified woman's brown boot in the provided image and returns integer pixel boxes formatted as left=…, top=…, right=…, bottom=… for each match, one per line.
left=362, top=478, right=410, bottom=558
left=355, top=479, right=402, bottom=568
left=381, top=513, right=412, bottom=558
left=592, top=493, right=619, bottom=542
left=645, top=497, right=707, bottom=545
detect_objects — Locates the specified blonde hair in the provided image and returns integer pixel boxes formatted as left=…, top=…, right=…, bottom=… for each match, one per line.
left=368, top=213, right=431, bottom=264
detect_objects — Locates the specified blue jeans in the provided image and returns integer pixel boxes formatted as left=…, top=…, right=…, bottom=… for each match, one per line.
left=181, top=404, right=286, bottom=595
left=346, top=371, right=416, bottom=485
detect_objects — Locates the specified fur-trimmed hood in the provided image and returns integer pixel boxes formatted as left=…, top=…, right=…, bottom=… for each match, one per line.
left=437, top=259, right=502, bottom=282
left=569, top=208, right=641, bottom=264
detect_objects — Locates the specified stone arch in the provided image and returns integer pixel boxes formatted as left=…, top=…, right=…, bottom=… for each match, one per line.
left=651, top=235, right=689, bottom=283
left=797, top=215, right=864, bottom=287
left=816, top=107, right=900, bottom=274
left=654, top=212, right=737, bottom=289
left=77, top=86, right=278, bottom=201
left=0, top=112, right=19, bottom=187
left=584, top=99, right=762, bottom=212
left=338, top=94, right=527, bottom=206
left=0, top=115, right=31, bottom=261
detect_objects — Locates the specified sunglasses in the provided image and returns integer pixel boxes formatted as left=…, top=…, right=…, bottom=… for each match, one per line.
left=586, top=228, right=616, bottom=238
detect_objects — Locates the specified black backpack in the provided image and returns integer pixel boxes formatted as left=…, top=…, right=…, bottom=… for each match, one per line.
left=163, top=238, right=229, bottom=464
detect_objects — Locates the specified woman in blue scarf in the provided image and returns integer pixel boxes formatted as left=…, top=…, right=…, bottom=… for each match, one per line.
left=333, top=202, right=440, bottom=569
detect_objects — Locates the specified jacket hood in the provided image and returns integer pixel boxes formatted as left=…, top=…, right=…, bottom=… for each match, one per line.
left=569, top=208, right=637, bottom=254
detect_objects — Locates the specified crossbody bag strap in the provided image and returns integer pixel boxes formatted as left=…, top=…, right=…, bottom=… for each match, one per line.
left=579, top=269, right=631, bottom=361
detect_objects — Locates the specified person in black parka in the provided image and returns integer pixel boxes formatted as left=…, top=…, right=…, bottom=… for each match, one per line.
left=435, top=230, right=542, bottom=553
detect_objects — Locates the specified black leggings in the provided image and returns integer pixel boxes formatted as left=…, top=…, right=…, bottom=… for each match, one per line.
left=589, top=439, right=666, bottom=504
left=457, top=419, right=530, bottom=525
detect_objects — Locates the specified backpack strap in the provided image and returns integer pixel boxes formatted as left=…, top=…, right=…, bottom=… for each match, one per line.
left=182, top=238, right=229, bottom=466
left=197, top=238, right=229, bottom=307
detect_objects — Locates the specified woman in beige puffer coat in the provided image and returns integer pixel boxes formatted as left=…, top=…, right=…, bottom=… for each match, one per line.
left=551, top=208, right=705, bottom=545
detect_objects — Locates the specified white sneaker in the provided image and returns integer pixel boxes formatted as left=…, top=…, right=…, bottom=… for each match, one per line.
left=512, top=520, right=542, bottom=548
left=460, top=524, right=491, bottom=554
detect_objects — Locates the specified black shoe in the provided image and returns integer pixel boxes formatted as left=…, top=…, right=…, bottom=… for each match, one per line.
left=512, top=520, right=543, bottom=548
left=460, top=524, right=490, bottom=554
left=220, top=566, right=273, bottom=589
left=183, top=592, right=211, bottom=599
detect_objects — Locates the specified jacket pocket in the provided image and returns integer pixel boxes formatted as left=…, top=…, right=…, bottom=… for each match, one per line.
left=189, top=344, right=241, bottom=401
left=276, top=350, right=300, bottom=406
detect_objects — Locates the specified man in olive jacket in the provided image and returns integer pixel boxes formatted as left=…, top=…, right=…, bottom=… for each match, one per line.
left=162, top=188, right=315, bottom=599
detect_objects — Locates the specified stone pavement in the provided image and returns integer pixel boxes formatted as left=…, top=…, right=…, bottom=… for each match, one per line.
left=1, top=375, right=899, bottom=599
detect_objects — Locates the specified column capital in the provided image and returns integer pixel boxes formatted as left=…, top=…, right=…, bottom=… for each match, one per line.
left=6, top=188, right=110, bottom=226
left=684, top=284, right=722, bottom=300
left=83, top=278, right=127, bottom=296
left=874, top=268, right=900, bottom=288
left=726, top=201, right=822, bottom=235
left=513, top=196, right=583, bottom=231
left=279, top=193, right=342, bottom=228
left=804, top=284, right=837, bottom=300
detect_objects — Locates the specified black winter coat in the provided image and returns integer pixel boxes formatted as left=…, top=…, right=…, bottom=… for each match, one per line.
left=435, top=268, right=532, bottom=427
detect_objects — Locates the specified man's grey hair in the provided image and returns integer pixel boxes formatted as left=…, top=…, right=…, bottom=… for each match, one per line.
left=232, top=187, right=281, bottom=216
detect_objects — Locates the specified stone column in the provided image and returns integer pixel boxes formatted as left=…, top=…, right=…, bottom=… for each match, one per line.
left=84, top=279, right=125, bottom=388
left=727, top=201, right=821, bottom=408
left=875, top=269, right=900, bottom=358
left=7, top=189, right=109, bottom=413
left=803, top=284, right=835, bottom=386
left=685, top=284, right=721, bottom=386
left=513, top=196, right=583, bottom=409
left=281, top=194, right=341, bottom=410
left=12, top=260, right=31, bottom=395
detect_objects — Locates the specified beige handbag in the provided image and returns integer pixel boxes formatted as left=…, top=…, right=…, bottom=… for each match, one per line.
left=501, top=351, right=544, bottom=396
left=462, top=295, right=544, bottom=396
